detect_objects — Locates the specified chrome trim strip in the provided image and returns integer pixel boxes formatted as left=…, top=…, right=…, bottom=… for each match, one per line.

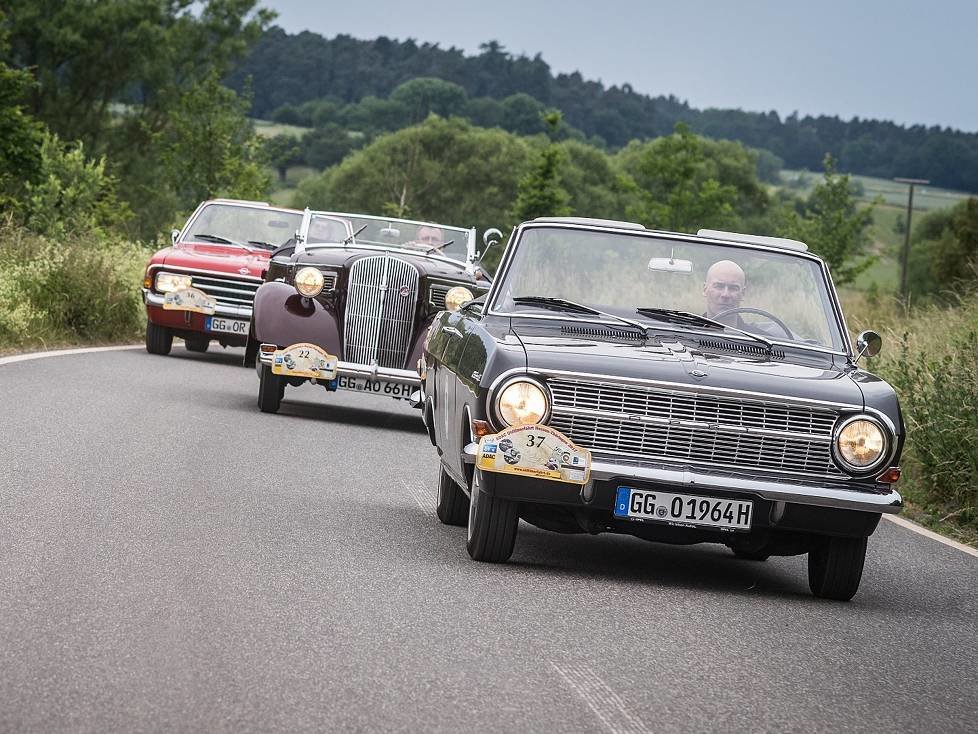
left=461, top=443, right=901, bottom=513
left=144, top=290, right=252, bottom=319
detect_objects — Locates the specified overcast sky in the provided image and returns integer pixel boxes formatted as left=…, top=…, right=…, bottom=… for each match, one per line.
left=260, top=0, right=977, bottom=132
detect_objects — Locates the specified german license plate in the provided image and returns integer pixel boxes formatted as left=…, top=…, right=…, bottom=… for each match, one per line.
left=205, top=316, right=249, bottom=335
left=334, top=375, right=413, bottom=399
left=614, top=487, right=752, bottom=531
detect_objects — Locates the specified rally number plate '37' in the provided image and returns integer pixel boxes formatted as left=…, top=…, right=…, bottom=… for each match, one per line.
left=162, top=287, right=216, bottom=315
left=272, top=343, right=338, bottom=379
left=477, top=424, right=591, bottom=485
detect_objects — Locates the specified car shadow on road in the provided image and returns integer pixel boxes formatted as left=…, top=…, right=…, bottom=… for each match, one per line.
left=242, top=396, right=427, bottom=434
left=159, top=348, right=246, bottom=367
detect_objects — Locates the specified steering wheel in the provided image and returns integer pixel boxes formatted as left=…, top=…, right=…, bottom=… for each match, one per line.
left=712, top=307, right=794, bottom=340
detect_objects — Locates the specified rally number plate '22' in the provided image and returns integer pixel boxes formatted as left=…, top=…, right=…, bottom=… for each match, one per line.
left=162, top=287, right=217, bottom=315
left=272, top=343, right=338, bottom=380
left=477, top=424, right=591, bottom=485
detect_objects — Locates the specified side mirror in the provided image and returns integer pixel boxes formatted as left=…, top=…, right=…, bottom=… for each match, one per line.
left=170, top=229, right=180, bottom=245
left=478, top=228, right=503, bottom=260
left=855, top=330, right=882, bottom=361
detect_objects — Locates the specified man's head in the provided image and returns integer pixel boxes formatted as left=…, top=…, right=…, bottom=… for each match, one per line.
left=416, top=225, right=444, bottom=248
left=703, top=260, right=746, bottom=318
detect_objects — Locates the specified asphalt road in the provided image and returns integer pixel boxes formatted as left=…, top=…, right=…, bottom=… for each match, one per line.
left=1, top=346, right=976, bottom=733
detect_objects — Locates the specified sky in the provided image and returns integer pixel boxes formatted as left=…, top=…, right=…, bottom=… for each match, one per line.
left=260, top=0, right=977, bottom=132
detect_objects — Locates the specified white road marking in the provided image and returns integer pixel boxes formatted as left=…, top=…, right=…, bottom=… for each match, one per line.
left=551, top=661, right=649, bottom=734
left=401, top=478, right=433, bottom=515
left=0, top=344, right=141, bottom=366
left=884, top=514, right=978, bottom=559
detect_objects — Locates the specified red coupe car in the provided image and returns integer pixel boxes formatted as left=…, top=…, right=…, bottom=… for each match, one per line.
left=141, top=199, right=303, bottom=360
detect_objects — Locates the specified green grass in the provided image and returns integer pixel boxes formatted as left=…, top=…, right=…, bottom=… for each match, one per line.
left=781, top=168, right=973, bottom=210
left=252, top=118, right=312, bottom=139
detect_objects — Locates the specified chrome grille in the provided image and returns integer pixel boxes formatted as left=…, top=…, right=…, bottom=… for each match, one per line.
left=547, top=377, right=843, bottom=478
left=344, top=256, right=418, bottom=369
left=187, top=273, right=260, bottom=308
left=429, top=284, right=450, bottom=310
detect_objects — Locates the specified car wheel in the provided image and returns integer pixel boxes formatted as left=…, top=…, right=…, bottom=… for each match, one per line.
left=466, top=469, right=518, bottom=562
left=808, top=536, right=868, bottom=601
left=145, top=320, right=172, bottom=355
left=436, top=466, right=469, bottom=526
left=243, top=336, right=258, bottom=368
left=732, top=548, right=771, bottom=562
left=257, top=363, right=283, bottom=413
left=185, top=334, right=209, bottom=353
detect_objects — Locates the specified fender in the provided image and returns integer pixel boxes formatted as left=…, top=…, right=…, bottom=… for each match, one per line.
left=252, top=281, right=342, bottom=356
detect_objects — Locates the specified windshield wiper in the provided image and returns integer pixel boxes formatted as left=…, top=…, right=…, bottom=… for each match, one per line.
left=191, top=233, right=250, bottom=247
left=344, top=224, right=368, bottom=245
left=635, top=307, right=774, bottom=351
left=513, top=296, right=649, bottom=336
left=247, top=240, right=276, bottom=250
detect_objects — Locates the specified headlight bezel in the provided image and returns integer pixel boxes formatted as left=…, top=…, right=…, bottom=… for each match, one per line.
left=491, top=374, right=552, bottom=429
left=294, top=266, right=325, bottom=298
left=154, top=272, right=193, bottom=294
left=832, top=414, right=891, bottom=475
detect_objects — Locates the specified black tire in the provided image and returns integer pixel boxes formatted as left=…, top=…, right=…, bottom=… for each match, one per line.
left=732, top=548, right=771, bottom=562
left=808, top=536, right=868, bottom=601
left=257, top=363, right=283, bottom=413
left=466, top=469, right=518, bottom=562
left=184, top=333, right=209, bottom=353
left=243, top=335, right=258, bottom=368
left=145, top=320, right=172, bottom=355
left=436, top=466, right=469, bottom=526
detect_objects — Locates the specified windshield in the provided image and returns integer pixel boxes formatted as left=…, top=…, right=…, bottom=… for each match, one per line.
left=305, top=212, right=471, bottom=263
left=185, top=203, right=302, bottom=250
left=492, top=226, right=846, bottom=351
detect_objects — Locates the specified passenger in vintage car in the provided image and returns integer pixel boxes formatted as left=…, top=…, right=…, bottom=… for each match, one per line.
left=422, top=217, right=903, bottom=601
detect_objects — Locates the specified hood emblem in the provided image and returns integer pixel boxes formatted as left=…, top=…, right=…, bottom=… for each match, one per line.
left=238, top=267, right=250, bottom=275
left=689, top=368, right=708, bottom=379
left=398, top=285, right=410, bottom=297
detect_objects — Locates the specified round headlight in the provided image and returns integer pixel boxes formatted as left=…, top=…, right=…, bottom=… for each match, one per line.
left=155, top=272, right=192, bottom=293
left=836, top=417, right=887, bottom=471
left=444, top=286, right=474, bottom=312
left=496, top=379, right=548, bottom=427
left=295, top=267, right=325, bottom=297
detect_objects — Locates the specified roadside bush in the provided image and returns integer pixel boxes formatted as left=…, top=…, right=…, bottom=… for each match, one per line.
left=0, top=219, right=150, bottom=350
left=845, top=290, right=978, bottom=537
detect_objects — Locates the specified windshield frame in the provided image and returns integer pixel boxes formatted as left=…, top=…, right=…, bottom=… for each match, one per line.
left=178, top=200, right=303, bottom=251
left=296, top=209, right=477, bottom=271
left=485, top=221, right=854, bottom=358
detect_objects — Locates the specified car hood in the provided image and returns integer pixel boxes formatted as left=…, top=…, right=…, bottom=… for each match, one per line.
left=510, top=325, right=864, bottom=408
left=162, top=242, right=271, bottom=278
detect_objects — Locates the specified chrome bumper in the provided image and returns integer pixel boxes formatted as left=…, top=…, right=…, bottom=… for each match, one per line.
left=143, top=289, right=253, bottom=319
left=461, top=442, right=902, bottom=514
left=258, top=346, right=421, bottom=387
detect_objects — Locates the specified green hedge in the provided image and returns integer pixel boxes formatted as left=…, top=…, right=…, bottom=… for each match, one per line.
left=0, top=220, right=150, bottom=350
left=846, top=290, right=978, bottom=542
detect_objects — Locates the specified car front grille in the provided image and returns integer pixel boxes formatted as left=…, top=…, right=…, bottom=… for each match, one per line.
left=344, top=255, right=419, bottom=369
left=188, top=273, right=261, bottom=308
left=546, top=377, right=844, bottom=478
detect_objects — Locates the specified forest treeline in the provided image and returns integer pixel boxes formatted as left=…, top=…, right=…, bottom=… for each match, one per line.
left=227, top=27, right=978, bottom=193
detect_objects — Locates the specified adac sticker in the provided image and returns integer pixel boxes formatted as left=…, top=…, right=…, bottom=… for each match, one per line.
left=271, top=342, right=338, bottom=379
left=162, top=287, right=217, bottom=315
left=476, top=424, right=591, bottom=485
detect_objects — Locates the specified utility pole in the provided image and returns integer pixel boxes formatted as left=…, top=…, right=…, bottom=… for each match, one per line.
left=894, top=177, right=929, bottom=300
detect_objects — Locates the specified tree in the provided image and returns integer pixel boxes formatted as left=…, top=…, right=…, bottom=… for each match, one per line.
left=299, top=125, right=357, bottom=170
left=158, top=72, right=270, bottom=211
left=776, top=154, right=874, bottom=285
left=511, top=111, right=571, bottom=222
left=0, top=13, right=43, bottom=208
left=618, top=122, right=740, bottom=233
left=293, top=116, right=531, bottom=236
left=390, top=77, right=467, bottom=123
left=263, top=133, right=302, bottom=181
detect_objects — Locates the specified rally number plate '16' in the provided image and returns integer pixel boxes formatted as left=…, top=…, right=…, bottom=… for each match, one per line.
left=477, top=424, right=591, bottom=485
left=272, top=343, right=338, bottom=379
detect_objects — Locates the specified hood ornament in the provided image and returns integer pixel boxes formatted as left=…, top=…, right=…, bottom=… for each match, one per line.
left=238, top=267, right=250, bottom=275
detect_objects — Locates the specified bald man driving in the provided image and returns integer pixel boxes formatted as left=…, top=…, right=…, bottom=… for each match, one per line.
left=703, top=260, right=747, bottom=327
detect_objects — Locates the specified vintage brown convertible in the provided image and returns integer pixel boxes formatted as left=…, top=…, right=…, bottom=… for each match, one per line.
left=248, top=210, right=494, bottom=413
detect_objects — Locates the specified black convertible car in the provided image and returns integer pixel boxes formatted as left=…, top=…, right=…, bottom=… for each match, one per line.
left=421, top=217, right=903, bottom=601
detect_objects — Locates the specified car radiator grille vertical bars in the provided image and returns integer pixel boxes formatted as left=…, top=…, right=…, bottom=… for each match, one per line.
left=344, top=256, right=418, bottom=369
left=546, top=377, right=844, bottom=478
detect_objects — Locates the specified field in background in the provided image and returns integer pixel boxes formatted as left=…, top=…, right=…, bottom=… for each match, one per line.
left=253, top=118, right=311, bottom=139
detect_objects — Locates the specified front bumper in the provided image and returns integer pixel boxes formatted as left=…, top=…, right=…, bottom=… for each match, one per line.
left=258, top=344, right=421, bottom=387
left=143, top=289, right=253, bottom=319
left=462, top=442, right=902, bottom=514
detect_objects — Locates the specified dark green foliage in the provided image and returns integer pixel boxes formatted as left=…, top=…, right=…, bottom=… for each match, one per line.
left=511, top=112, right=571, bottom=222
left=0, top=13, right=43, bottom=207
left=298, top=125, right=359, bottom=170
left=230, top=28, right=978, bottom=191
left=264, top=134, right=302, bottom=181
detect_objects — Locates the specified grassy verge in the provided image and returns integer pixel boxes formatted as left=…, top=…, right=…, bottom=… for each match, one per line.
left=0, top=220, right=151, bottom=353
left=843, top=289, right=978, bottom=546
